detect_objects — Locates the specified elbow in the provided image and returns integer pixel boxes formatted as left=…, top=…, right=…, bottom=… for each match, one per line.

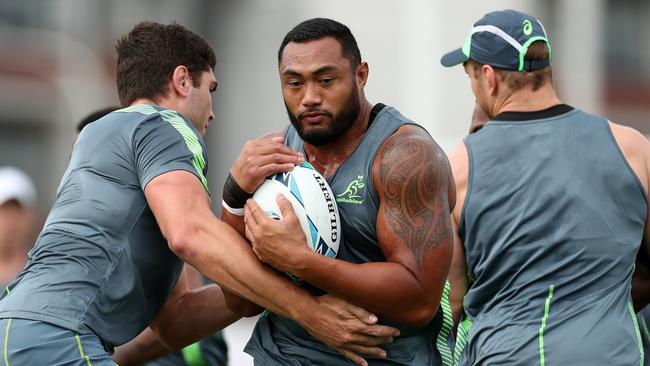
left=400, top=302, right=440, bottom=329
left=166, top=226, right=199, bottom=259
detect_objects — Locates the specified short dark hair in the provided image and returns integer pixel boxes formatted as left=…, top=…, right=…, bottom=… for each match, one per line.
left=115, top=21, right=216, bottom=107
left=76, top=106, right=119, bottom=133
left=278, top=18, right=361, bottom=66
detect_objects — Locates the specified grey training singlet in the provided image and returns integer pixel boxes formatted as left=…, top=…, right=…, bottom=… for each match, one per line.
left=456, top=106, right=648, bottom=365
left=245, top=105, right=454, bottom=366
left=0, top=104, right=209, bottom=349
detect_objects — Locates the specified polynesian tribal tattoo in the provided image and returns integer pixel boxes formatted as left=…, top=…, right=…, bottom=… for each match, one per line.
left=379, top=130, right=452, bottom=266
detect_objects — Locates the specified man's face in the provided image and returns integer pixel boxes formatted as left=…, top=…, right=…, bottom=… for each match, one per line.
left=185, top=69, right=217, bottom=136
left=279, top=37, right=361, bottom=146
left=0, top=201, right=31, bottom=256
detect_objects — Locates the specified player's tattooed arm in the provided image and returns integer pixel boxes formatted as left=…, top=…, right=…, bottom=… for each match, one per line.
left=377, top=125, right=455, bottom=267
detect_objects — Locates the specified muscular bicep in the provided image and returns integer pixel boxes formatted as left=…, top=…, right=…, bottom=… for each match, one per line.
left=373, top=125, right=453, bottom=284
left=144, top=170, right=213, bottom=253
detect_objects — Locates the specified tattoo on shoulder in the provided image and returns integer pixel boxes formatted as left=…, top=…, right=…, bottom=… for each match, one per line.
left=379, top=129, right=452, bottom=266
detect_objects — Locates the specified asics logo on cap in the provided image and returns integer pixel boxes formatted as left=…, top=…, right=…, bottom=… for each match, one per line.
left=523, top=19, right=533, bottom=35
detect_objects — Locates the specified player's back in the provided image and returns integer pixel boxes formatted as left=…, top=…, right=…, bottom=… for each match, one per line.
left=0, top=105, right=209, bottom=349
left=457, top=106, right=647, bottom=365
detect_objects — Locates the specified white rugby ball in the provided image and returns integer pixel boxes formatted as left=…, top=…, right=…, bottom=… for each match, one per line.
left=252, top=162, right=340, bottom=258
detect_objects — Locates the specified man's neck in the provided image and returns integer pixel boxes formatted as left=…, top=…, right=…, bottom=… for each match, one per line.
left=130, top=98, right=181, bottom=112
left=492, top=84, right=561, bottom=116
left=304, top=100, right=373, bottom=179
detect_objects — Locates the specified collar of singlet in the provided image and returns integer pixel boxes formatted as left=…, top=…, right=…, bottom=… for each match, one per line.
left=492, top=104, right=574, bottom=121
left=368, top=103, right=386, bottom=128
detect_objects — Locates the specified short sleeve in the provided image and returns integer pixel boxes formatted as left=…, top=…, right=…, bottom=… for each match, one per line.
left=132, top=112, right=209, bottom=193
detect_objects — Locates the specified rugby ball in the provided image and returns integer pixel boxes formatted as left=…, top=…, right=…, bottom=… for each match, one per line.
left=252, top=162, right=339, bottom=258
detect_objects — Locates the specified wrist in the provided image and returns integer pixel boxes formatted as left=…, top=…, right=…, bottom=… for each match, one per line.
left=286, top=248, right=316, bottom=278
left=287, top=292, right=318, bottom=324
left=222, top=172, right=252, bottom=215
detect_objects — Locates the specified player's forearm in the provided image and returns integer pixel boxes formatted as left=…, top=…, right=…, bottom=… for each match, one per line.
left=113, top=328, right=168, bottom=366
left=293, top=255, right=444, bottom=327
left=152, top=284, right=240, bottom=350
left=221, top=208, right=246, bottom=237
left=176, top=219, right=317, bottom=322
left=218, top=212, right=265, bottom=316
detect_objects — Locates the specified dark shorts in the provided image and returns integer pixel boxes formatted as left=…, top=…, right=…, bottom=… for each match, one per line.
left=0, top=318, right=117, bottom=366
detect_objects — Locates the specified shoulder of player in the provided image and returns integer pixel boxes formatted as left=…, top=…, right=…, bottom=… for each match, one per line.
left=609, top=121, right=650, bottom=151
left=609, top=121, right=650, bottom=163
left=372, top=124, right=450, bottom=189
left=130, top=111, right=205, bottom=153
left=609, top=121, right=650, bottom=189
left=375, top=124, right=442, bottom=162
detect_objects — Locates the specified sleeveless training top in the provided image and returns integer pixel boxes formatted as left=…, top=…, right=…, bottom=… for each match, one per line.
left=456, top=106, right=647, bottom=365
left=245, top=104, right=455, bottom=366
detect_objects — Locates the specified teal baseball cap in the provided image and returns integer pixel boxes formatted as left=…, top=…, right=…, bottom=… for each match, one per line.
left=441, top=9, right=551, bottom=72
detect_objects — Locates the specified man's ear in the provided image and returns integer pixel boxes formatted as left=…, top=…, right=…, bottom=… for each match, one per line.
left=482, top=64, right=498, bottom=96
left=171, top=65, right=191, bottom=97
left=356, top=62, right=369, bottom=88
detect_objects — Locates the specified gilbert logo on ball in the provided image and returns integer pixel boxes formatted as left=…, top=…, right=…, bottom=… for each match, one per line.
left=252, top=162, right=340, bottom=258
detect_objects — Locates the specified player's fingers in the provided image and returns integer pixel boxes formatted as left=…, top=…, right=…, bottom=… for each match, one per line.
left=249, top=139, right=303, bottom=158
left=277, top=194, right=296, bottom=219
left=244, top=200, right=262, bottom=229
left=339, top=344, right=388, bottom=359
left=358, top=324, right=400, bottom=338
left=248, top=152, right=304, bottom=169
left=257, top=163, right=299, bottom=178
left=333, top=348, right=369, bottom=366
left=244, top=221, right=254, bottom=242
left=347, top=333, right=394, bottom=347
left=343, top=302, right=379, bottom=325
left=264, top=136, right=285, bottom=144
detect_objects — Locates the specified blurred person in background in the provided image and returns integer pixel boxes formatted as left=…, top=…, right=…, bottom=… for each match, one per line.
left=73, top=106, right=121, bottom=143
left=468, top=102, right=489, bottom=135
left=75, top=107, right=228, bottom=366
left=443, top=9, right=650, bottom=365
left=0, top=167, right=40, bottom=292
left=0, top=20, right=395, bottom=366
